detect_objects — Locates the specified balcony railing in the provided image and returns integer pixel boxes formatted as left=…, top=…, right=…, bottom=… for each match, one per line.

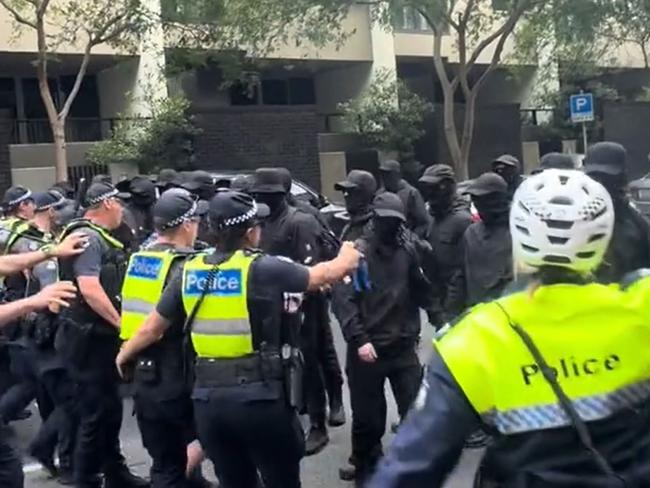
left=9, top=118, right=146, bottom=145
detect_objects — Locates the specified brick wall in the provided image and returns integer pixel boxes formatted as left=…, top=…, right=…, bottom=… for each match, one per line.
left=192, top=107, right=321, bottom=190
left=0, top=109, right=14, bottom=193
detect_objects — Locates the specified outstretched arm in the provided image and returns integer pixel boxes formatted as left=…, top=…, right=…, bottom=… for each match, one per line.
left=0, top=233, right=87, bottom=277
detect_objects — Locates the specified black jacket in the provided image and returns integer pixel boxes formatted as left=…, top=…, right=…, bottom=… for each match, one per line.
left=260, top=204, right=323, bottom=265
left=425, top=197, right=472, bottom=322
left=595, top=201, right=650, bottom=283
left=461, top=220, right=513, bottom=307
left=332, top=228, right=433, bottom=355
left=369, top=350, right=650, bottom=488
left=382, top=181, right=430, bottom=239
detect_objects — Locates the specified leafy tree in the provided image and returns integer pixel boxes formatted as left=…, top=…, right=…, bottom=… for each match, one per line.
left=87, top=96, right=201, bottom=173
left=0, top=0, right=154, bottom=181
left=339, top=69, right=432, bottom=156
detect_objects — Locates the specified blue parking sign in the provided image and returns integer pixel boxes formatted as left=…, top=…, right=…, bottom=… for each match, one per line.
left=570, top=93, right=594, bottom=123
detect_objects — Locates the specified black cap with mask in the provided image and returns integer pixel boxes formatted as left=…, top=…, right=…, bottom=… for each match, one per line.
left=419, top=165, right=457, bottom=213
left=335, top=170, right=378, bottom=217
left=468, top=172, right=509, bottom=226
left=251, top=168, right=289, bottom=216
left=583, top=142, right=628, bottom=201
left=130, top=175, right=157, bottom=207
left=372, top=192, right=405, bottom=246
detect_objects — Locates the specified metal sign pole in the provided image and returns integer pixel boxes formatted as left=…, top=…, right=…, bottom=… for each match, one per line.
left=582, top=122, right=588, bottom=153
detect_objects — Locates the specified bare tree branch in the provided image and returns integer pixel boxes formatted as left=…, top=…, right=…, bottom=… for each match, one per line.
left=0, top=0, right=37, bottom=29
left=58, top=40, right=92, bottom=120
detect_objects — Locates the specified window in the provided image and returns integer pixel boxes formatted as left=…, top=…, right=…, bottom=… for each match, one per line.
left=229, top=77, right=316, bottom=106
left=393, top=6, right=430, bottom=31
left=289, top=78, right=316, bottom=105
left=161, top=0, right=221, bottom=23
left=60, top=75, right=99, bottom=117
left=229, top=82, right=259, bottom=106
left=262, top=79, right=288, bottom=105
left=0, top=78, right=16, bottom=110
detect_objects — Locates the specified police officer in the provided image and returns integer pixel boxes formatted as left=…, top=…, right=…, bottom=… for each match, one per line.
left=120, top=189, right=209, bottom=488
left=116, top=190, right=361, bottom=488
left=56, top=181, right=149, bottom=488
left=370, top=169, right=650, bottom=487
left=127, top=175, right=157, bottom=245
left=0, top=280, right=78, bottom=488
left=251, top=167, right=339, bottom=454
left=583, top=142, right=650, bottom=283
left=378, top=160, right=429, bottom=238
left=335, top=170, right=377, bottom=241
left=491, top=154, right=523, bottom=199
left=24, top=191, right=80, bottom=483
left=418, top=165, right=471, bottom=327
left=332, top=192, right=432, bottom=486
left=461, top=172, right=513, bottom=306
left=0, top=186, right=36, bottom=253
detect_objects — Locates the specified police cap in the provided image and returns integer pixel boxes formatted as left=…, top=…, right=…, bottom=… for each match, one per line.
left=334, top=170, right=378, bottom=195
left=467, top=172, right=508, bottom=197
left=84, top=182, right=130, bottom=207
left=373, top=192, right=406, bottom=221
left=2, top=185, right=33, bottom=208
left=251, top=168, right=287, bottom=194
left=419, top=164, right=456, bottom=185
left=153, top=188, right=208, bottom=231
left=209, top=190, right=270, bottom=229
left=33, top=190, right=67, bottom=213
left=584, top=142, right=627, bottom=176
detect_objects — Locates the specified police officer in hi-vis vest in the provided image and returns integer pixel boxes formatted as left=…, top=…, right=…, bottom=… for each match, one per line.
left=57, top=181, right=149, bottom=488
left=370, top=169, right=650, bottom=487
left=120, top=188, right=210, bottom=488
left=116, top=190, right=361, bottom=488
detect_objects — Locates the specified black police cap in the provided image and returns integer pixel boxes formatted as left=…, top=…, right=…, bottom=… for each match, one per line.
left=373, top=192, right=406, bottom=221
left=153, top=188, right=208, bottom=231
left=2, top=185, right=33, bottom=207
left=209, top=190, right=270, bottom=229
left=84, top=182, right=131, bottom=207
left=33, top=190, right=66, bottom=213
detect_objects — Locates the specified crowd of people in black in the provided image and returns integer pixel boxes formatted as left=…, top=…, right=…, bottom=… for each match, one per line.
left=0, top=140, right=647, bottom=488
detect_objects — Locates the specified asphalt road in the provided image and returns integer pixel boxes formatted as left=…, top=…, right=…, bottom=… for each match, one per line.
left=8, top=314, right=482, bottom=487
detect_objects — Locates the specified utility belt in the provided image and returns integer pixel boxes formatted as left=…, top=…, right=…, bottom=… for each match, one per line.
left=194, top=351, right=284, bottom=388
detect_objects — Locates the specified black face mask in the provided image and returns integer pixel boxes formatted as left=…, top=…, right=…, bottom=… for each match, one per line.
left=587, top=172, right=627, bottom=203
left=373, top=217, right=402, bottom=246
left=380, top=172, right=401, bottom=193
left=132, top=193, right=155, bottom=208
left=254, top=192, right=287, bottom=216
left=473, top=194, right=509, bottom=226
left=198, top=187, right=216, bottom=202
left=344, top=190, right=373, bottom=217
left=493, top=165, right=519, bottom=186
left=421, top=181, right=455, bottom=213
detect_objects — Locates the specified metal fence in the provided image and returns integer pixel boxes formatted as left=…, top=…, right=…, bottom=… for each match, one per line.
left=10, top=118, right=147, bottom=145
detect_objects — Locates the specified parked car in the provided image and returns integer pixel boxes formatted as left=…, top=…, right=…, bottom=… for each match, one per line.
left=629, top=175, right=650, bottom=218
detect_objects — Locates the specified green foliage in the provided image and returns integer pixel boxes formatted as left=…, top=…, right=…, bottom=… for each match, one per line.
left=339, top=69, right=432, bottom=155
left=87, top=97, right=202, bottom=173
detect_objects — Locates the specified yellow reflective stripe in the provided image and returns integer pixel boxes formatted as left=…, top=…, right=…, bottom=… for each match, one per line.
left=484, top=379, right=650, bottom=434
left=192, top=318, right=250, bottom=336
left=121, top=299, right=155, bottom=316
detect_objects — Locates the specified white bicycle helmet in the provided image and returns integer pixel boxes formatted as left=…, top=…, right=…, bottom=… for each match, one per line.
left=510, top=169, right=614, bottom=274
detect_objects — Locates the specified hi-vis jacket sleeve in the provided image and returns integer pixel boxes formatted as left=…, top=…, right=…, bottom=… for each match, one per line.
left=368, top=350, right=481, bottom=488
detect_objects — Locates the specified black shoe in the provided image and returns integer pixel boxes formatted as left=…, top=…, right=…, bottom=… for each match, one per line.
left=328, top=403, right=346, bottom=427
left=29, top=448, right=58, bottom=478
left=339, top=464, right=356, bottom=481
left=104, top=466, right=150, bottom=488
left=305, top=426, right=329, bottom=456
left=57, top=469, right=75, bottom=485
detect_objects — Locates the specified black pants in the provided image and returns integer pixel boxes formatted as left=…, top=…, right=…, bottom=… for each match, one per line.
left=73, top=375, right=125, bottom=487
left=30, top=368, right=77, bottom=470
left=0, top=346, right=51, bottom=422
left=301, top=295, right=343, bottom=426
left=346, top=345, right=422, bottom=477
left=135, top=394, right=195, bottom=488
left=0, top=435, right=22, bottom=488
left=194, top=390, right=304, bottom=488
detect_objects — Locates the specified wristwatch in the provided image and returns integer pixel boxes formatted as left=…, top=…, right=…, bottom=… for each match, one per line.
left=41, top=244, right=55, bottom=258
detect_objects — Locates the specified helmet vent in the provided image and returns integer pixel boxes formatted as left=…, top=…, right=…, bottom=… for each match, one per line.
left=577, top=251, right=596, bottom=259
left=522, top=244, right=539, bottom=253
left=544, top=255, right=571, bottom=264
left=549, top=196, right=573, bottom=206
left=559, top=175, right=570, bottom=185
left=545, top=219, right=573, bottom=230
left=548, top=235, right=569, bottom=245
left=515, top=225, right=530, bottom=235
left=518, top=201, right=531, bottom=214
left=588, top=233, right=607, bottom=243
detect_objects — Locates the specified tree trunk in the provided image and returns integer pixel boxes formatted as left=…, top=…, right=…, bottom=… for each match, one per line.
left=52, top=119, right=67, bottom=182
left=457, top=91, right=478, bottom=181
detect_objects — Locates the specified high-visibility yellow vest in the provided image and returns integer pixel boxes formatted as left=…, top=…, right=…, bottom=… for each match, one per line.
left=59, top=220, right=124, bottom=250
left=0, top=217, right=27, bottom=253
left=181, top=250, right=258, bottom=359
left=120, top=250, right=180, bottom=340
left=435, top=280, right=650, bottom=435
